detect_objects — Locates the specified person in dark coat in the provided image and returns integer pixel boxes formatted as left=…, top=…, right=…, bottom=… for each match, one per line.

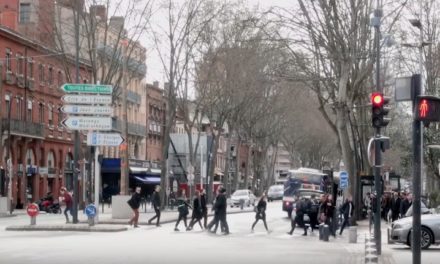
left=339, top=196, right=354, bottom=235
left=174, top=190, right=191, bottom=231
left=391, top=192, right=401, bottom=222
left=148, top=185, right=161, bottom=227
left=309, top=194, right=319, bottom=232
left=400, top=193, right=412, bottom=218
left=325, top=194, right=336, bottom=237
left=251, top=195, right=269, bottom=233
left=187, top=190, right=204, bottom=231
left=207, top=187, right=229, bottom=235
left=287, top=196, right=307, bottom=235
left=200, top=189, right=208, bottom=228
left=128, top=187, right=142, bottom=228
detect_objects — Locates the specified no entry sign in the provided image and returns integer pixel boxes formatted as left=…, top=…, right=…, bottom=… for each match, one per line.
left=27, top=203, right=39, bottom=217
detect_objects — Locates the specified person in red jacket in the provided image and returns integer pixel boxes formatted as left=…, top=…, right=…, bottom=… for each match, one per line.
left=60, top=187, right=72, bottom=223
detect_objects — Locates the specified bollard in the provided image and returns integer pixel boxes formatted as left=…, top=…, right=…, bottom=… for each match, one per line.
left=322, top=225, right=330, bottom=242
left=30, top=216, right=36, bottom=226
left=319, top=223, right=324, bottom=240
left=348, top=226, right=357, bottom=243
left=88, top=217, right=95, bottom=226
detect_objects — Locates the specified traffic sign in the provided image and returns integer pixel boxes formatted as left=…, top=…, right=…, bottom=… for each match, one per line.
left=62, top=94, right=112, bottom=105
left=85, top=204, right=97, bottom=218
left=60, top=84, right=113, bottom=94
left=62, top=116, right=112, bottom=130
left=87, top=132, right=124, bottom=146
left=339, top=171, right=349, bottom=189
left=61, top=105, right=113, bottom=115
left=26, top=203, right=39, bottom=217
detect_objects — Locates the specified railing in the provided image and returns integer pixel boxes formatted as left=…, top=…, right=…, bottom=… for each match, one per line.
left=2, top=119, right=44, bottom=138
left=112, top=118, right=147, bottom=137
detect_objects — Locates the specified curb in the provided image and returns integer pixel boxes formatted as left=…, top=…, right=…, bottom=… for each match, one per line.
left=365, top=235, right=379, bottom=263
left=5, top=224, right=128, bottom=232
left=86, top=209, right=255, bottom=225
left=0, top=213, right=17, bottom=218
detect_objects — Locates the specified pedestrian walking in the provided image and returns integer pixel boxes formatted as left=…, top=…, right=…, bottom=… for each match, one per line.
left=207, top=187, right=229, bottom=235
left=60, top=187, right=72, bottom=224
left=251, top=195, right=270, bottom=233
left=148, top=185, right=161, bottom=227
left=287, top=196, right=307, bottom=236
left=309, top=194, right=319, bottom=232
left=325, top=194, right=336, bottom=237
left=339, top=196, right=354, bottom=235
left=200, top=189, right=208, bottom=228
left=174, top=191, right=191, bottom=231
left=187, top=190, right=204, bottom=231
left=391, top=192, right=401, bottom=222
left=400, top=193, right=412, bottom=218
left=127, top=186, right=142, bottom=228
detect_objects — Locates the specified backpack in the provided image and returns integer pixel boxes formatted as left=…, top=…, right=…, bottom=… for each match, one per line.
left=310, top=200, right=319, bottom=214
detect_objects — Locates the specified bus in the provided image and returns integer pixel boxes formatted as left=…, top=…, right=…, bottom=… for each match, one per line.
left=282, top=168, right=327, bottom=217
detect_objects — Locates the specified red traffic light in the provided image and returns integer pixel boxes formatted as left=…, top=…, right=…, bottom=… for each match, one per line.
left=415, top=96, right=440, bottom=122
left=372, top=93, right=383, bottom=106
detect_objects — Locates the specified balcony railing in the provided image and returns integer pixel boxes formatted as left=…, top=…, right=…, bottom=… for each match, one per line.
left=112, top=118, right=147, bottom=137
left=2, top=119, right=45, bottom=139
left=126, top=90, right=141, bottom=104
left=97, top=44, right=147, bottom=77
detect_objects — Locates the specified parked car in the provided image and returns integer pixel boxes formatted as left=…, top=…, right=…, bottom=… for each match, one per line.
left=229, top=189, right=256, bottom=207
left=390, top=213, right=440, bottom=249
left=267, top=185, right=284, bottom=201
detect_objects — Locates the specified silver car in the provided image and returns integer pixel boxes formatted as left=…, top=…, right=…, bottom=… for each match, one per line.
left=229, top=189, right=256, bottom=207
left=267, top=185, right=284, bottom=201
left=390, top=214, right=440, bottom=249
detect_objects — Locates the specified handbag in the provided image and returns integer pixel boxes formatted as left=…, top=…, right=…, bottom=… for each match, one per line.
left=319, top=213, right=327, bottom=223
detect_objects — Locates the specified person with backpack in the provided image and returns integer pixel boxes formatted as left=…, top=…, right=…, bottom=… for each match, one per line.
left=309, top=194, right=319, bottom=232
left=174, top=190, right=191, bottom=231
left=127, top=187, right=142, bottom=228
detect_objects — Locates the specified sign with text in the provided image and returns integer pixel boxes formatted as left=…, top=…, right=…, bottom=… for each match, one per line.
left=62, top=117, right=112, bottom=130
left=61, top=105, right=113, bottom=116
left=62, top=95, right=112, bottom=105
left=87, top=132, right=124, bottom=146
left=60, top=84, right=113, bottom=94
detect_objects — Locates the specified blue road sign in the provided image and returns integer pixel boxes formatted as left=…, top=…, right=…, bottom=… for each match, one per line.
left=85, top=204, right=96, bottom=218
left=339, top=171, right=349, bottom=189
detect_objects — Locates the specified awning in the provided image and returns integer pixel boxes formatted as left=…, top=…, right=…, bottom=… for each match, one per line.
left=130, top=167, right=149, bottom=173
left=134, top=176, right=161, bottom=184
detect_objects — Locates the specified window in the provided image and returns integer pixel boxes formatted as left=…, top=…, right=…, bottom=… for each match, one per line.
left=17, top=53, right=23, bottom=75
left=16, top=97, right=23, bottom=120
left=5, top=95, right=11, bottom=117
left=19, top=3, right=31, bottom=23
left=58, top=106, right=63, bottom=127
left=28, top=58, right=33, bottom=79
left=27, top=100, right=32, bottom=122
left=48, top=104, right=53, bottom=126
left=39, top=64, right=44, bottom=83
left=5, top=48, right=11, bottom=71
left=48, top=66, right=53, bottom=85
left=39, top=103, right=44, bottom=123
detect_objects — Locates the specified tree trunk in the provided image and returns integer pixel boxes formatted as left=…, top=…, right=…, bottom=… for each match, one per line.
left=232, top=136, right=241, bottom=192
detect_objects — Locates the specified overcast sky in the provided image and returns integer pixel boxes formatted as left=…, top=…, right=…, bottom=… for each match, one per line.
left=140, top=0, right=295, bottom=85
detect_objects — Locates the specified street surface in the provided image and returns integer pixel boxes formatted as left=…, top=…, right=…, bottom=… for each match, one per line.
left=0, top=201, right=364, bottom=264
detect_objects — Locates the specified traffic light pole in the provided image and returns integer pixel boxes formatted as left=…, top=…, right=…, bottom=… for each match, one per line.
left=412, top=74, right=422, bottom=264
left=373, top=2, right=382, bottom=255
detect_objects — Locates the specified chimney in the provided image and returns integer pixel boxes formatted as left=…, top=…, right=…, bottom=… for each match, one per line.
left=109, top=16, right=125, bottom=31
left=153, top=81, right=159, bottom=88
left=90, top=5, right=107, bottom=22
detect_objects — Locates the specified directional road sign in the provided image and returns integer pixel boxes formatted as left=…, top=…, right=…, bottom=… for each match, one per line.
left=85, top=204, right=97, bottom=218
left=87, top=132, right=124, bottom=146
left=339, top=171, right=349, bottom=189
left=60, top=84, right=113, bottom=94
left=62, top=116, right=112, bottom=131
left=61, top=105, right=113, bottom=116
left=62, top=94, right=112, bottom=105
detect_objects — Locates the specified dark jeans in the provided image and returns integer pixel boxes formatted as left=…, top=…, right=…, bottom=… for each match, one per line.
left=148, top=208, right=161, bottom=225
left=203, top=209, right=208, bottom=228
left=188, top=216, right=203, bottom=230
left=252, top=213, right=268, bottom=231
left=207, top=214, right=228, bottom=234
left=64, top=206, right=72, bottom=223
left=339, top=216, right=350, bottom=235
left=175, top=213, right=188, bottom=229
left=129, top=208, right=139, bottom=226
left=309, top=213, right=318, bottom=231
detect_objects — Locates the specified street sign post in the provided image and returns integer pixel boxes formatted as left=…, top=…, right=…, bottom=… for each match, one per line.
left=339, top=171, right=349, bottom=189
left=85, top=204, right=97, bottom=226
left=61, top=105, right=113, bottom=115
left=62, top=117, right=112, bottom=130
left=87, top=132, right=124, bottom=146
left=60, top=84, right=113, bottom=94
left=26, top=203, right=39, bottom=225
left=62, top=95, right=112, bottom=105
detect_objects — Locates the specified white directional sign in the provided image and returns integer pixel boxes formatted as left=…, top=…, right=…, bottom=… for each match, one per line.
left=60, top=84, right=113, bottom=94
left=62, top=117, right=112, bottom=130
left=62, top=95, right=112, bottom=105
left=87, top=132, right=124, bottom=146
left=61, top=105, right=113, bottom=116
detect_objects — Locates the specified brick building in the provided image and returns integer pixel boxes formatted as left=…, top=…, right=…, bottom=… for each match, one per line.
left=145, top=82, right=166, bottom=165
left=0, top=24, right=90, bottom=208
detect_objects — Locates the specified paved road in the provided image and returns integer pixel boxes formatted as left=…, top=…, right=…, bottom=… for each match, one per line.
left=0, top=201, right=364, bottom=264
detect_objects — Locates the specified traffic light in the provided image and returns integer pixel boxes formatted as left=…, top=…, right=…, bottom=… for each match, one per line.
left=371, top=92, right=391, bottom=128
left=415, top=96, right=440, bottom=122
